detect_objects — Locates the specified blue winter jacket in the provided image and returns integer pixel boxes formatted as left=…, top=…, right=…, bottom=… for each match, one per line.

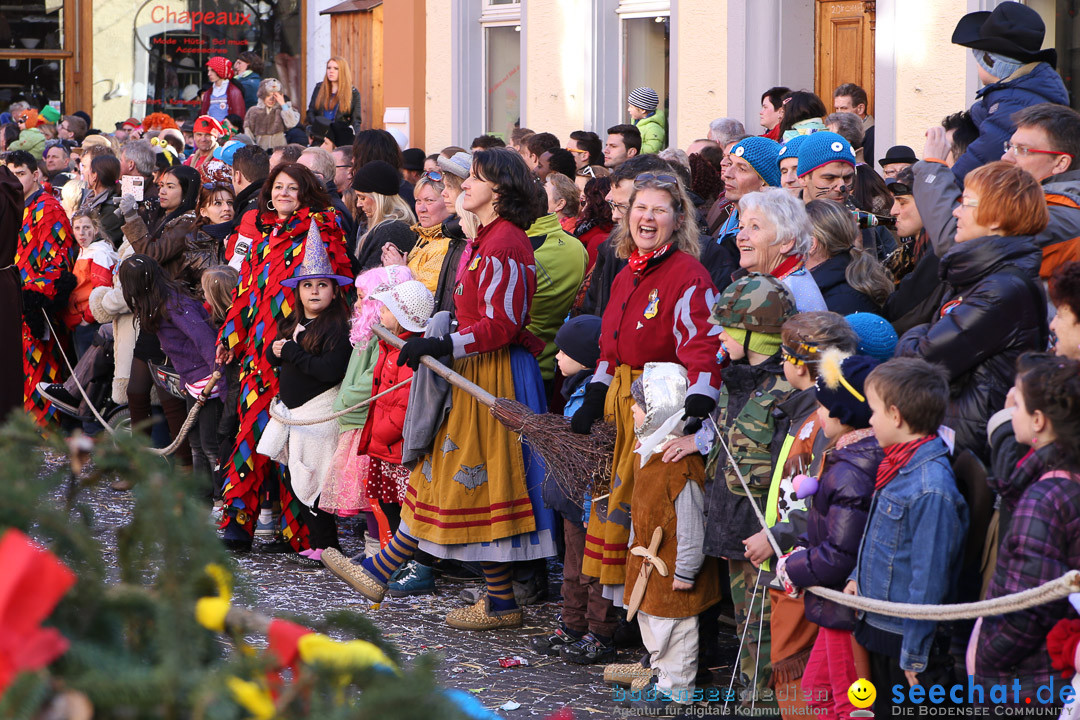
left=851, top=437, right=968, bottom=673
left=952, top=62, right=1069, bottom=183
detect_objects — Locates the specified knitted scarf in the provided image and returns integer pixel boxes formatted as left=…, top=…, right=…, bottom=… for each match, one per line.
left=875, top=434, right=937, bottom=491
left=628, top=242, right=672, bottom=275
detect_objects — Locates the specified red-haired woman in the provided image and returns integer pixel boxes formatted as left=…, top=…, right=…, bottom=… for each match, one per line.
left=307, top=57, right=363, bottom=139
left=896, top=161, right=1049, bottom=463
left=216, top=162, right=352, bottom=552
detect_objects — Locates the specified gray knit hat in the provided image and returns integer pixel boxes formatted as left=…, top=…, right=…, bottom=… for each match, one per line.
left=628, top=87, right=659, bottom=113
left=437, top=151, right=472, bottom=180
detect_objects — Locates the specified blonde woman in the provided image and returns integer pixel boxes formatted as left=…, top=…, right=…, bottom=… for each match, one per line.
left=352, top=160, right=416, bottom=272
left=805, top=199, right=893, bottom=313
left=307, top=56, right=362, bottom=137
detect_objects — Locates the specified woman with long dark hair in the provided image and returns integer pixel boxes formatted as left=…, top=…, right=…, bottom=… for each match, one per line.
left=574, top=175, right=613, bottom=271
left=323, top=148, right=556, bottom=631
left=778, top=90, right=828, bottom=140
left=175, top=182, right=232, bottom=297
left=215, top=162, right=352, bottom=552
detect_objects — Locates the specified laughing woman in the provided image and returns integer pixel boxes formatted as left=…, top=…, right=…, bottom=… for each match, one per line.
left=570, top=172, right=722, bottom=612
left=322, top=148, right=555, bottom=631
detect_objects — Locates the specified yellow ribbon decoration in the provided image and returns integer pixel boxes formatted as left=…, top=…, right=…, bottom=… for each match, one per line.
left=195, top=563, right=232, bottom=633
left=296, top=633, right=399, bottom=675
left=226, top=677, right=276, bottom=720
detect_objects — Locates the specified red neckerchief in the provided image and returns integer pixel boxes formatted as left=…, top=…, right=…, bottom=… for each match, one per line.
left=875, top=434, right=937, bottom=491
left=628, top=242, right=672, bottom=275
left=771, top=254, right=803, bottom=281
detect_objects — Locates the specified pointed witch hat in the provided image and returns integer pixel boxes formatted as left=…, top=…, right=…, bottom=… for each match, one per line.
left=281, top=220, right=354, bottom=288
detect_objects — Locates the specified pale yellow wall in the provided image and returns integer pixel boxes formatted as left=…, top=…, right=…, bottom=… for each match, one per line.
left=93, top=0, right=145, bottom=129
left=891, top=0, right=971, bottom=152
left=522, top=0, right=586, bottom=143
left=424, top=0, right=453, bottom=151
left=672, top=0, right=729, bottom=147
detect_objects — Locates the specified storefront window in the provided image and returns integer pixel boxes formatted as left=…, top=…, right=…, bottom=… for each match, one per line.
left=1040, top=0, right=1080, bottom=110
left=132, top=0, right=302, bottom=123
left=622, top=15, right=669, bottom=118
left=0, top=0, right=64, bottom=50
left=484, top=24, right=520, bottom=141
left=0, top=57, right=63, bottom=113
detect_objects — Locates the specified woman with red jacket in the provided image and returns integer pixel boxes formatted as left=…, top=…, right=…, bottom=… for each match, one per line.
left=357, top=280, right=435, bottom=541
left=571, top=171, right=722, bottom=599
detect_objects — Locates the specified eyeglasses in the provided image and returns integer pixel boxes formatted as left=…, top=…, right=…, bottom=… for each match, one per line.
left=960, top=196, right=979, bottom=208
left=607, top=200, right=630, bottom=213
left=335, top=164, right=350, bottom=169
left=566, top=147, right=589, bottom=155
left=421, top=170, right=444, bottom=182
left=1003, top=141, right=1074, bottom=160
left=634, top=173, right=679, bottom=188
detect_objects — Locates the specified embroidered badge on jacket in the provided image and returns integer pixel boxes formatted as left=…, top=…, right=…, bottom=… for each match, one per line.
left=643, top=289, right=660, bottom=319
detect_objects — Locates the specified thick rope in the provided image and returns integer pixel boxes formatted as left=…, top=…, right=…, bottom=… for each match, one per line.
left=266, top=377, right=412, bottom=427
left=148, top=372, right=221, bottom=457
left=711, top=423, right=1080, bottom=620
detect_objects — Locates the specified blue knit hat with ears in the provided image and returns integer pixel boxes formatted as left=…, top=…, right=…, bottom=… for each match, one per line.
left=730, top=136, right=783, bottom=187
left=778, top=134, right=811, bottom=163
left=796, top=131, right=857, bottom=177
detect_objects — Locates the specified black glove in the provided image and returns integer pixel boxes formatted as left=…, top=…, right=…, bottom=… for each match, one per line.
left=396, top=335, right=453, bottom=370
left=21, top=289, right=49, bottom=340
left=682, top=393, right=716, bottom=435
left=571, top=382, right=609, bottom=434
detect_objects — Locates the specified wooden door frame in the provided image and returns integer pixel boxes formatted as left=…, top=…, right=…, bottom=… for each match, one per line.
left=0, top=0, right=93, bottom=114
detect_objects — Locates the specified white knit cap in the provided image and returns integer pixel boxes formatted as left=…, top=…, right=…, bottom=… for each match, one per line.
left=371, top=280, right=435, bottom=333
left=437, top=151, right=472, bottom=180
left=628, top=87, right=660, bottom=112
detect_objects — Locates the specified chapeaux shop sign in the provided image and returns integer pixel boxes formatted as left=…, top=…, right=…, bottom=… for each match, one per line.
left=149, top=5, right=253, bottom=26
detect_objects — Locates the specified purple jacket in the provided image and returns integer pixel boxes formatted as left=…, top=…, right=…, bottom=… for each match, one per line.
left=976, top=460, right=1080, bottom=704
left=156, top=292, right=218, bottom=388
left=786, top=433, right=881, bottom=631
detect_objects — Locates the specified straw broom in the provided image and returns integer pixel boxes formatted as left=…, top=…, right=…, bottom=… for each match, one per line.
left=372, top=324, right=615, bottom=505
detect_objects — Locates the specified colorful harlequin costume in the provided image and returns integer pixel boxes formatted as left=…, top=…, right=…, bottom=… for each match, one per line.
left=218, top=207, right=350, bottom=547
left=584, top=247, right=721, bottom=589
left=17, top=186, right=76, bottom=425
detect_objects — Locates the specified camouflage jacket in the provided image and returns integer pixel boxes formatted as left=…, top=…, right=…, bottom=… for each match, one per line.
left=706, top=357, right=793, bottom=496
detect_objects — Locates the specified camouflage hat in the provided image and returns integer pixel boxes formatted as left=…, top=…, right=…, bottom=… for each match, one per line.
left=710, top=273, right=797, bottom=335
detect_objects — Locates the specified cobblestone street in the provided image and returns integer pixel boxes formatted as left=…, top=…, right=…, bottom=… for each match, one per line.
left=57, top=453, right=742, bottom=718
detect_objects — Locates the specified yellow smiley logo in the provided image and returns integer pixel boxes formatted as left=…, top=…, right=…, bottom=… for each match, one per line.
left=848, top=678, right=876, bottom=709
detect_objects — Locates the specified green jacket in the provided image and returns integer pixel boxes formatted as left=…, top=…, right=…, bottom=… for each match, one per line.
left=634, top=111, right=667, bottom=154
left=526, top=213, right=587, bottom=381
left=332, top=340, right=380, bottom=431
left=10, top=128, right=45, bottom=160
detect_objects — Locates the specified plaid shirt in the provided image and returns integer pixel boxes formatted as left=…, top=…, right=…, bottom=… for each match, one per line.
left=976, top=457, right=1080, bottom=701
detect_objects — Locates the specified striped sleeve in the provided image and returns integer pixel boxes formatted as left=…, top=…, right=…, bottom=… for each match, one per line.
left=450, top=251, right=535, bottom=357
left=673, top=280, right=722, bottom=399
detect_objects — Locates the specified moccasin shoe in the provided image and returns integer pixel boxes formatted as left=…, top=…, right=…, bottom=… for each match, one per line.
left=445, top=598, right=523, bottom=630
left=321, top=547, right=386, bottom=602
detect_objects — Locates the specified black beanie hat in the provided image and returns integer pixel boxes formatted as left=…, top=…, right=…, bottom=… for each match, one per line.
left=352, top=160, right=401, bottom=195
left=815, top=350, right=880, bottom=429
left=554, top=315, right=603, bottom=370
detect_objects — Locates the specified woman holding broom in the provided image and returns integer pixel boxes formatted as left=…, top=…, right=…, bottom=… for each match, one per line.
left=322, top=148, right=555, bottom=630
left=569, top=171, right=722, bottom=607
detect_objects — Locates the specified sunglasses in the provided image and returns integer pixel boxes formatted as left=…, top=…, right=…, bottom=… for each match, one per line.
left=887, top=181, right=912, bottom=196
left=634, top=173, right=679, bottom=187
left=422, top=170, right=444, bottom=182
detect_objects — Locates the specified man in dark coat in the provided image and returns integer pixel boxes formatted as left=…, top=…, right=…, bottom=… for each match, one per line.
left=0, top=167, right=24, bottom=422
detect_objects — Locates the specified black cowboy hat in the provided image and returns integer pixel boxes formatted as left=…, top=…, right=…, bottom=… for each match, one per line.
left=952, top=1, right=1056, bottom=66
left=878, top=145, right=918, bottom=168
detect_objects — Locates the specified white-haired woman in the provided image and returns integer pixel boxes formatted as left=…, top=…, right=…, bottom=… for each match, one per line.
left=243, top=78, right=300, bottom=150
left=571, top=172, right=722, bottom=613
left=736, top=188, right=828, bottom=312
left=352, top=160, right=417, bottom=273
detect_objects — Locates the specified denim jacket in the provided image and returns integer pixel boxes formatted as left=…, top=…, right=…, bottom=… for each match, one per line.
left=851, top=437, right=969, bottom=672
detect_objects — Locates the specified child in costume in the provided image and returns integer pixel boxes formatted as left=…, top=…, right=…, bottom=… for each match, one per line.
left=622, top=362, right=719, bottom=711
left=257, top=234, right=353, bottom=562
